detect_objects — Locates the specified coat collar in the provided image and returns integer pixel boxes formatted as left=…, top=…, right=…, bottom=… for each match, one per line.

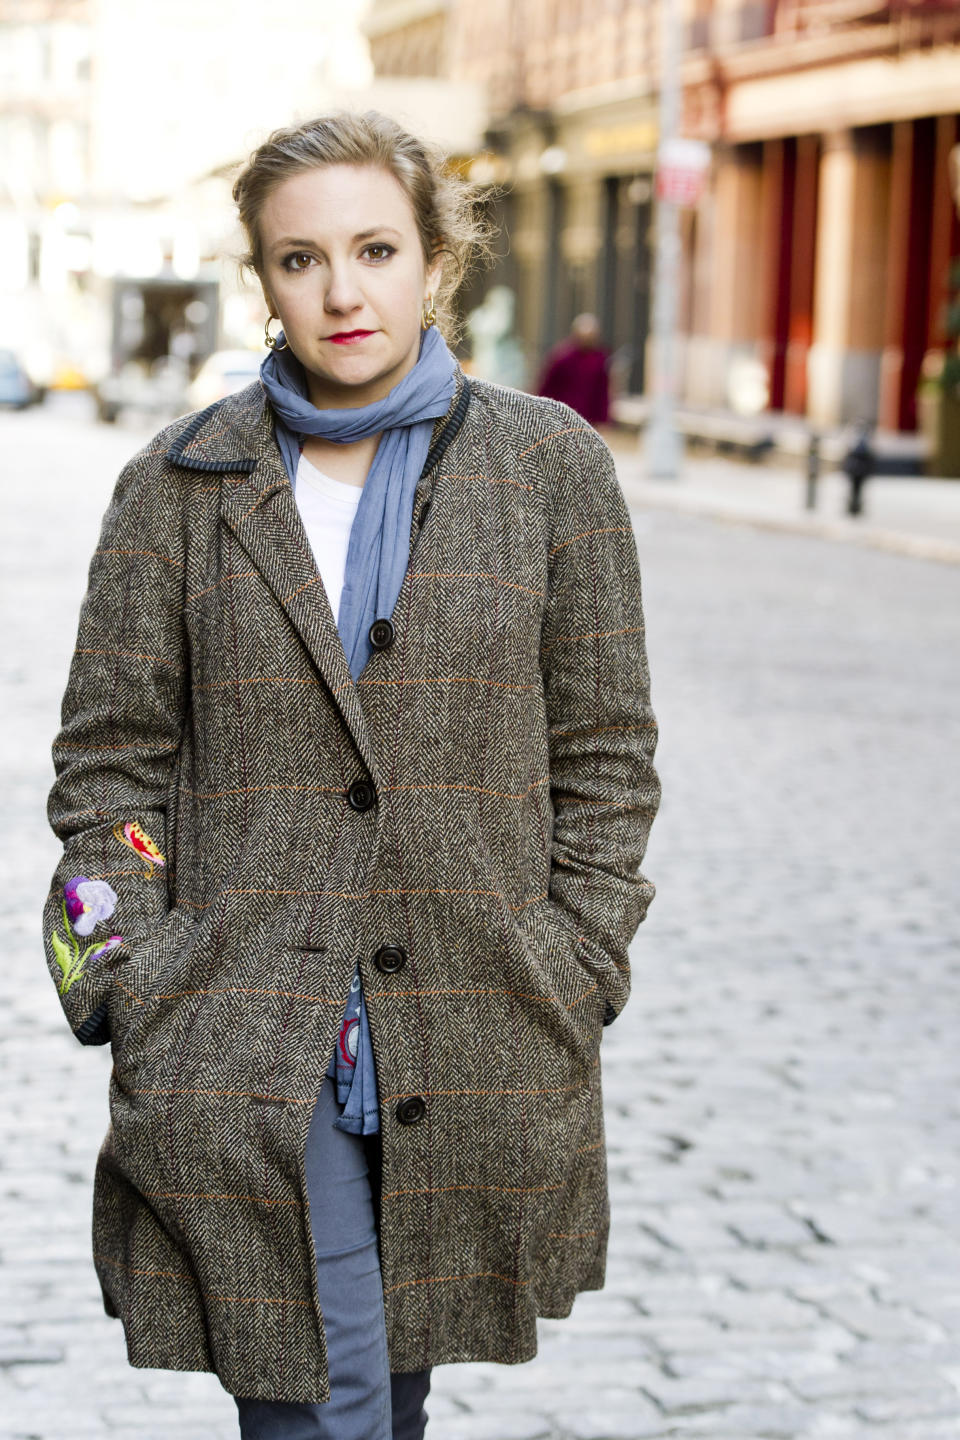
left=166, top=366, right=472, bottom=480
left=166, top=368, right=473, bottom=784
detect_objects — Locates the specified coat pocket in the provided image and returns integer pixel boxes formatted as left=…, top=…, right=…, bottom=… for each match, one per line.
left=502, top=897, right=607, bottom=1078
left=107, top=907, right=198, bottom=1058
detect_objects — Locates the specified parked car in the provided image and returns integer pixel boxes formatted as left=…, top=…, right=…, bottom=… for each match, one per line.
left=186, top=349, right=262, bottom=410
left=0, top=349, right=42, bottom=409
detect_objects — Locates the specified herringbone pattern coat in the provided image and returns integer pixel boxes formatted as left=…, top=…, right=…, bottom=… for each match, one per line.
left=43, top=370, right=660, bottom=1402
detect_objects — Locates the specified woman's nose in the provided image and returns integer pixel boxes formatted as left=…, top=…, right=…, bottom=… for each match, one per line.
left=324, top=263, right=363, bottom=314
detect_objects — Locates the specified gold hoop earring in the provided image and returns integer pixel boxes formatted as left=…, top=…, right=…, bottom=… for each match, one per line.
left=264, top=316, right=288, bottom=351
left=421, top=296, right=437, bottom=330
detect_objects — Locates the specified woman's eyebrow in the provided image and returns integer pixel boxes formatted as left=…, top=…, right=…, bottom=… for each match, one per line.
left=354, top=226, right=403, bottom=242
left=270, top=226, right=403, bottom=251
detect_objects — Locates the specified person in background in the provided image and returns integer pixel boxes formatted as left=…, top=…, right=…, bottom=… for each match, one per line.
left=537, top=312, right=611, bottom=426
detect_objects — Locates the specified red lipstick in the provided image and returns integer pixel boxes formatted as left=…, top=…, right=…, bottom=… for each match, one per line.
left=327, top=330, right=375, bottom=345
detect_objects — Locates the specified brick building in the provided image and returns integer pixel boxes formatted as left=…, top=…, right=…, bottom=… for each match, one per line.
left=681, top=0, right=960, bottom=432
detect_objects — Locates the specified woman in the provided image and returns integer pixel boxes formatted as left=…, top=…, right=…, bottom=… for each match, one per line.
left=42, top=111, right=660, bottom=1439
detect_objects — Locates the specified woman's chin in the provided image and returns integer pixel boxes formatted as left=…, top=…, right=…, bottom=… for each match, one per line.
left=305, top=352, right=415, bottom=406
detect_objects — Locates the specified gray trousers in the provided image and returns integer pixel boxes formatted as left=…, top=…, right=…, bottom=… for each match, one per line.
left=235, top=1076, right=431, bottom=1440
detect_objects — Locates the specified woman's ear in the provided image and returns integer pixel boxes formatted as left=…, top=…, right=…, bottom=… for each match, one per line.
left=425, top=249, right=444, bottom=300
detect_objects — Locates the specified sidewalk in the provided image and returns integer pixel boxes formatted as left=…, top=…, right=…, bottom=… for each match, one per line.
left=607, top=436, right=960, bottom=566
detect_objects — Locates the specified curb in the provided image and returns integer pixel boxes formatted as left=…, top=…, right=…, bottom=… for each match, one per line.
left=616, top=477, right=960, bottom=567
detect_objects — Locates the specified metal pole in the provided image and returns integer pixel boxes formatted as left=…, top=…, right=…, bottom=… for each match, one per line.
left=646, top=0, right=682, bottom=479
left=805, top=432, right=820, bottom=511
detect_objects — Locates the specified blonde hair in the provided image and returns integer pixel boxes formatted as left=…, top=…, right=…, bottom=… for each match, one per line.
left=232, top=110, right=494, bottom=342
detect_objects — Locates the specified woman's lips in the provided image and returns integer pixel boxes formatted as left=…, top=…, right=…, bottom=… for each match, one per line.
left=327, top=330, right=376, bottom=345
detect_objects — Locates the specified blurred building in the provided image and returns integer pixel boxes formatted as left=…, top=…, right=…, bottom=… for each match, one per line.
left=365, top=0, right=960, bottom=433
left=0, top=0, right=487, bottom=390
left=680, top=0, right=960, bottom=433
left=6, top=0, right=956, bottom=430
left=0, top=0, right=97, bottom=383
left=366, top=0, right=662, bottom=391
left=0, top=0, right=397, bottom=388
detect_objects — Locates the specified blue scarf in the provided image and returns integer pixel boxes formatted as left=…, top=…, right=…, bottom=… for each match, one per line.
left=261, top=324, right=457, bottom=675
left=260, top=324, right=457, bottom=1134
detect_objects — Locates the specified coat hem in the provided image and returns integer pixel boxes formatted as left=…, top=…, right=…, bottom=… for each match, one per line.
left=100, top=1278, right=608, bottom=1402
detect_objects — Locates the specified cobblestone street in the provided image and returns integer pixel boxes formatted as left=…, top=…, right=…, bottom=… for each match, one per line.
left=2, top=401, right=959, bottom=1439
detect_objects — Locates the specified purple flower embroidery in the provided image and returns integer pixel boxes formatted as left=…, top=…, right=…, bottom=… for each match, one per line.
left=90, top=935, right=123, bottom=962
left=63, top=876, right=90, bottom=927
left=63, top=877, right=118, bottom=937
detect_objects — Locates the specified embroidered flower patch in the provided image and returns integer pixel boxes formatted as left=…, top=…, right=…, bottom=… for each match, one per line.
left=113, top=820, right=166, bottom=878
left=64, top=876, right=119, bottom=937
left=51, top=878, right=120, bottom=995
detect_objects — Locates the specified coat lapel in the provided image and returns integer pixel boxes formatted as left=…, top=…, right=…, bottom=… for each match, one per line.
left=166, top=371, right=473, bottom=785
left=168, top=383, right=377, bottom=778
left=225, top=451, right=381, bottom=779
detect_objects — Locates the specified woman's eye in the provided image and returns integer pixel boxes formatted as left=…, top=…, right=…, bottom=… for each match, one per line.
left=284, top=252, right=313, bottom=272
left=363, top=244, right=394, bottom=262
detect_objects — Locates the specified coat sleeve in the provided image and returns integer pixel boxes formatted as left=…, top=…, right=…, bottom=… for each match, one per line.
left=42, top=446, right=188, bottom=1046
left=539, top=416, right=660, bottom=1023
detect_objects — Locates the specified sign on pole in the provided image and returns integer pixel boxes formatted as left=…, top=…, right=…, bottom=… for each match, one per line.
left=656, top=138, right=712, bottom=209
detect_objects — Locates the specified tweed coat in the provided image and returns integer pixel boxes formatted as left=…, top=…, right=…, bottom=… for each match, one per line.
left=43, top=367, right=660, bottom=1402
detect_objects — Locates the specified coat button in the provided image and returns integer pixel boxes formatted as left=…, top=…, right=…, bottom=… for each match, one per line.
left=368, top=618, right=395, bottom=651
left=346, top=779, right=376, bottom=812
left=374, top=944, right=406, bottom=975
left=396, top=1096, right=426, bottom=1126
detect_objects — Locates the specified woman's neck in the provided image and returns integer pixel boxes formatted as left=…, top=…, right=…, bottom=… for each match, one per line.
left=300, top=433, right=382, bottom=488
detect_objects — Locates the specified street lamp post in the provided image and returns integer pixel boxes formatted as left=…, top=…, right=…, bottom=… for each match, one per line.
left=646, top=0, right=683, bottom=480
left=645, top=4, right=711, bottom=479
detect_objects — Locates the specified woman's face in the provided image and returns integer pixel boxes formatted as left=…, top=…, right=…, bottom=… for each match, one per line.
left=257, top=163, right=443, bottom=410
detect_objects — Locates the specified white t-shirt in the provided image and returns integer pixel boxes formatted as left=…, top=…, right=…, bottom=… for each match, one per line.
left=294, top=453, right=363, bottom=625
